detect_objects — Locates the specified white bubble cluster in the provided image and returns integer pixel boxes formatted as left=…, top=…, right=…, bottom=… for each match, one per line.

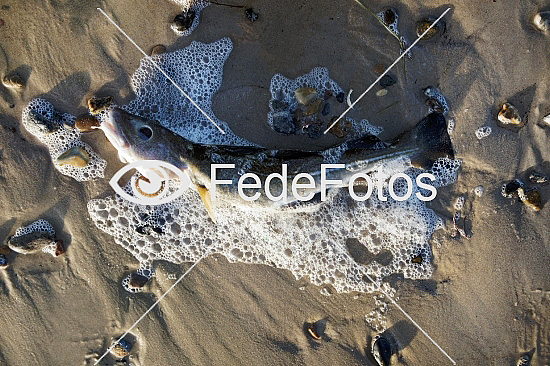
left=113, top=38, right=252, bottom=147
left=454, top=196, right=465, bottom=210
left=12, top=219, right=55, bottom=238
left=424, top=87, right=449, bottom=115
left=268, top=67, right=383, bottom=138
left=474, top=185, right=484, bottom=197
left=169, top=0, right=209, bottom=36
left=88, top=157, right=461, bottom=294
left=21, top=99, right=106, bottom=181
left=475, top=126, right=492, bottom=140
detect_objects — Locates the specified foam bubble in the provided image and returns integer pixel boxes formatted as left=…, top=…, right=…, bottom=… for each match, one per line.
left=21, top=99, right=106, bottom=182
left=475, top=126, right=492, bottom=140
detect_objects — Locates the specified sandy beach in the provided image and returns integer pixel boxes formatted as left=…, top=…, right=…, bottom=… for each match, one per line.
left=0, top=0, right=549, bottom=365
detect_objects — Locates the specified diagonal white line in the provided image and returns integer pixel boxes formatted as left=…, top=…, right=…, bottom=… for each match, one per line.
left=364, top=272, right=456, bottom=365
left=93, top=250, right=211, bottom=365
left=324, top=7, right=451, bottom=134
left=97, top=8, right=226, bottom=135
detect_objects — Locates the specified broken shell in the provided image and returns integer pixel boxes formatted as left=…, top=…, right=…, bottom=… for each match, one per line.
left=502, top=179, right=524, bottom=198
left=173, top=10, right=195, bottom=32
left=0, top=254, right=7, bottom=269
left=56, top=146, right=90, bottom=167
left=372, top=335, right=393, bottom=366
left=517, top=354, right=531, bottom=366
left=304, top=98, right=323, bottom=116
left=529, top=171, right=548, bottom=184
left=426, top=98, right=444, bottom=113
left=53, top=240, right=65, bottom=256
left=87, top=96, right=113, bottom=115
left=376, top=89, right=388, bottom=97
left=498, top=103, right=522, bottom=126
left=533, top=11, right=550, bottom=33
left=74, top=115, right=100, bottom=132
left=306, top=323, right=322, bottom=340
left=151, top=44, right=167, bottom=56
left=2, top=73, right=25, bottom=89
left=518, top=187, right=542, bottom=211
left=111, top=339, right=132, bottom=359
left=8, top=231, right=56, bottom=254
left=294, top=87, right=318, bottom=106
left=416, top=17, right=445, bottom=40
left=245, top=8, right=258, bottom=22
left=328, top=118, right=352, bottom=138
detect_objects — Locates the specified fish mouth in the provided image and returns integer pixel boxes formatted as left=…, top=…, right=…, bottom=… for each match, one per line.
left=101, top=109, right=130, bottom=150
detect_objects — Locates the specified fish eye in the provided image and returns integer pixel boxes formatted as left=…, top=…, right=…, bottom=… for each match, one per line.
left=138, top=126, right=153, bottom=140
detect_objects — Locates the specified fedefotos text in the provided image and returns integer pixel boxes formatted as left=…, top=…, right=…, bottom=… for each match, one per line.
left=210, top=164, right=437, bottom=203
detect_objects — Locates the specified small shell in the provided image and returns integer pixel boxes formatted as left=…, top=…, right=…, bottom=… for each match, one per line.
left=498, top=103, right=522, bottom=126
left=151, top=44, right=167, bottom=56
left=376, top=89, right=388, bottom=97
left=111, top=339, right=132, bottom=359
left=74, top=115, right=100, bottom=132
left=56, top=146, right=90, bottom=167
left=533, top=11, right=550, bottom=33
left=295, top=87, right=318, bottom=106
left=416, top=17, right=445, bottom=40
left=307, top=325, right=321, bottom=340
left=518, top=187, right=542, bottom=211
left=304, top=98, right=323, bottom=116
left=529, top=171, right=548, bottom=184
left=87, top=96, right=113, bottom=115
left=328, top=118, right=352, bottom=138
left=2, top=73, right=25, bottom=89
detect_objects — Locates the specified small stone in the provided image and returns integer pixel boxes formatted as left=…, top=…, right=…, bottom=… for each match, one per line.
left=87, top=96, right=113, bottom=115
left=379, top=75, right=396, bottom=88
left=502, top=179, right=524, bottom=198
left=151, top=44, right=166, bottom=56
left=416, top=17, right=445, bottom=40
left=0, top=245, right=11, bottom=255
left=376, top=89, right=388, bottom=97
left=9, top=103, right=14, bottom=108
left=372, top=334, right=393, bottom=366
left=411, top=255, right=422, bottom=264
left=272, top=112, right=295, bottom=134
left=498, top=103, right=522, bottom=126
left=173, top=10, right=195, bottom=32
left=53, top=240, right=65, bottom=256
left=304, top=98, right=322, bottom=116
left=529, top=171, right=548, bottom=184
left=8, top=231, right=55, bottom=254
left=245, top=8, right=258, bottom=22
left=373, top=63, right=386, bottom=75
left=323, top=90, right=332, bottom=100
left=294, top=87, right=318, bottom=106
left=1, top=5, right=9, bottom=10
left=27, top=110, right=60, bottom=134
left=56, top=146, right=90, bottom=167
left=128, top=272, right=149, bottom=289
left=111, top=339, right=132, bottom=359
left=336, top=92, right=345, bottom=103
left=2, top=73, right=24, bottom=89
left=306, top=124, right=322, bottom=139
left=321, top=103, right=330, bottom=116
left=0, top=254, right=7, bottom=269
left=74, top=115, right=100, bottom=132
left=382, top=9, right=396, bottom=27
left=426, top=98, right=444, bottom=113
left=328, top=118, right=352, bottom=138
left=519, top=187, right=542, bottom=211
left=533, top=11, right=550, bottom=33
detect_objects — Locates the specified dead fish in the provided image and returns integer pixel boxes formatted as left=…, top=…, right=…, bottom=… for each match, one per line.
left=101, top=108, right=454, bottom=217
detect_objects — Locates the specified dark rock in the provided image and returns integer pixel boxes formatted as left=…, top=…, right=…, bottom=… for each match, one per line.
left=501, top=179, right=524, bottom=198
left=306, top=124, right=322, bottom=139
left=271, top=99, right=288, bottom=111
left=129, top=272, right=149, bottom=289
left=245, top=8, right=258, bottom=22
left=379, top=75, right=396, bottom=88
left=372, top=334, right=393, bottom=366
left=336, top=92, right=345, bottom=103
left=321, top=103, right=330, bottom=116
left=173, top=10, right=195, bottom=32
left=272, top=112, right=296, bottom=134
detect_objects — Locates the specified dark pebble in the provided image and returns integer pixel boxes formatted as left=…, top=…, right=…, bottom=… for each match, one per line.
left=321, top=103, right=330, bottom=116
left=379, top=75, right=396, bottom=88
left=271, top=99, right=288, bottom=111
left=245, top=8, right=258, bottom=22
left=306, top=124, right=322, bottom=139
left=323, top=90, right=332, bottom=100
left=383, top=9, right=396, bottom=26
left=272, top=112, right=295, bottom=134
left=173, top=10, right=195, bottom=32
left=1, top=5, right=9, bottom=10
left=501, top=179, right=524, bottom=198
left=129, top=272, right=149, bottom=289
left=9, top=104, right=14, bottom=108
left=372, top=335, right=393, bottom=366
left=336, top=92, right=345, bottom=103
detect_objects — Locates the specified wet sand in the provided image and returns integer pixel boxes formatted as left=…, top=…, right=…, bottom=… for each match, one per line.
left=0, top=0, right=549, bottom=365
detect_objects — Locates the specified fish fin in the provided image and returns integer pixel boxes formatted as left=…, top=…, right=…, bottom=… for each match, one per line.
left=196, top=185, right=216, bottom=224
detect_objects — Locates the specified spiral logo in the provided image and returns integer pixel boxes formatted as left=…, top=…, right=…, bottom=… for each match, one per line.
left=109, top=160, right=191, bottom=205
